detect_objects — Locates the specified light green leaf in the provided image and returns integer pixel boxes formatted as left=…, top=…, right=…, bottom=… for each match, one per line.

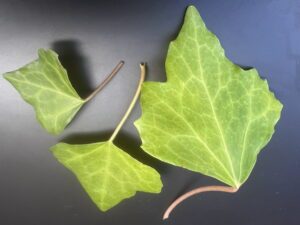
left=135, top=6, right=283, bottom=188
left=51, top=141, right=162, bottom=211
left=4, top=50, right=122, bottom=135
left=4, top=49, right=85, bottom=135
left=50, top=63, right=162, bottom=211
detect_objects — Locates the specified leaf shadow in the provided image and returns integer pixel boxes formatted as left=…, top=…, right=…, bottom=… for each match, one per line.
left=51, top=39, right=101, bottom=126
left=236, top=63, right=253, bottom=71
left=60, top=130, right=169, bottom=175
left=51, top=39, right=93, bottom=99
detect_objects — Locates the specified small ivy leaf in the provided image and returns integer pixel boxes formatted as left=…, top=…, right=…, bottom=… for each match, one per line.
left=4, top=49, right=84, bottom=135
left=135, top=6, right=283, bottom=188
left=50, top=142, right=162, bottom=211
left=4, top=49, right=123, bottom=135
left=50, top=63, right=162, bottom=211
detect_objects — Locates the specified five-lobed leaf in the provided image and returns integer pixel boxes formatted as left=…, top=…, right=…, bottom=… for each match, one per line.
left=135, top=6, right=283, bottom=188
left=4, top=49, right=85, bottom=135
left=51, top=141, right=162, bottom=211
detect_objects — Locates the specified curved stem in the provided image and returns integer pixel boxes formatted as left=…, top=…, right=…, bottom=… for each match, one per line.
left=85, top=60, right=124, bottom=102
left=163, top=185, right=238, bottom=220
left=109, top=63, right=146, bottom=142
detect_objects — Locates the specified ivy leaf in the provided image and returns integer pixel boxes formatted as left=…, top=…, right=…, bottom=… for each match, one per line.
left=51, top=142, right=162, bottom=211
left=50, top=64, right=162, bottom=211
left=135, top=6, right=283, bottom=188
left=4, top=49, right=123, bottom=135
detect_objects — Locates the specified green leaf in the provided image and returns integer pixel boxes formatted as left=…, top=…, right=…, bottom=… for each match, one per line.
left=4, top=49, right=85, bottom=135
left=50, top=63, right=162, bottom=211
left=50, top=141, right=162, bottom=211
left=135, top=6, right=283, bottom=188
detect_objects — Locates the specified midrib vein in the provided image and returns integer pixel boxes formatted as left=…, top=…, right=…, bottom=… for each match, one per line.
left=193, top=24, right=238, bottom=184
left=172, top=40, right=237, bottom=184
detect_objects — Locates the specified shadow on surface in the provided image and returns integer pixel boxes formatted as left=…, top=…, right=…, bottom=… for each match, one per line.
left=61, top=130, right=169, bottom=175
left=236, top=63, right=253, bottom=71
left=52, top=39, right=93, bottom=99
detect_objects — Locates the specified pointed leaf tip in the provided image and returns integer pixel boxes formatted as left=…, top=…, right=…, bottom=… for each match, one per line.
left=136, top=6, right=282, bottom=187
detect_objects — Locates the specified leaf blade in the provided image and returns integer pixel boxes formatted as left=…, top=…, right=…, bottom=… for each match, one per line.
left=135, top=6, right=283, bottom=187
left=4, top=49, right=85, bottom=135
left=51, top=141, right=162, bottom=211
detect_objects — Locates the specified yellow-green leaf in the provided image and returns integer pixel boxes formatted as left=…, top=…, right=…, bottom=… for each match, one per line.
left=51, top=142, right=162, bottom=211
left=135, top=6, right=283, bottom=188
left=4, top=49, right=85, bottom=135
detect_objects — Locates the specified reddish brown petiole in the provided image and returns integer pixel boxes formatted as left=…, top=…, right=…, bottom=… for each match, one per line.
left=163, top=185, right=238, bottom=220
left=85, top=60, right=124, bottom=102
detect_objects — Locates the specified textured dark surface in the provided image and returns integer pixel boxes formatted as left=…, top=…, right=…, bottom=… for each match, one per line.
left=0, top=0, right=299, bottom=224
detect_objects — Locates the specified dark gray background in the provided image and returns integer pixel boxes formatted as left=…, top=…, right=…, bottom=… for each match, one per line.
left=0, top=0, right=299, bottom=224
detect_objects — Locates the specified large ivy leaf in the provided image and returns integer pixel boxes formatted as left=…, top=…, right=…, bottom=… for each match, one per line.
left=51, top=142, right=162, bottom=211
left=135, top=6, right=283, bottom=188
left=50, top=63, right=162, bottom=211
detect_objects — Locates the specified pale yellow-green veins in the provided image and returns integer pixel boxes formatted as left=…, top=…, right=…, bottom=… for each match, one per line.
left=135, top=6, right=283, bottom=188
left=51, top=64, right=162, bottom=211
left=4, top=49, right=85, bottom=135
left=4, top=49, right=123, bottom=135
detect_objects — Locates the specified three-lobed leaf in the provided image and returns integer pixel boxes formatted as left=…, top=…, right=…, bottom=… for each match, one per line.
left=135, top=6, right=283, bottom=188
left=51, top=141, right=162, bottom=211
left=4, top=49, right=85, bottom=135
